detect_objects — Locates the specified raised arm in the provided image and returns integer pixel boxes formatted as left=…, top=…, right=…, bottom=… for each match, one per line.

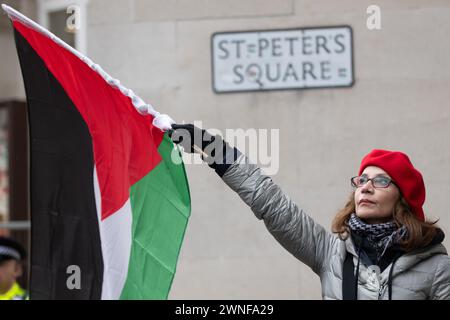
left=169, top=123, right=337, bottom=274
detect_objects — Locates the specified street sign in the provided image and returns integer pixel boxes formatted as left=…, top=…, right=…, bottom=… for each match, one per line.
left=212, top=26, right=354, bottom=93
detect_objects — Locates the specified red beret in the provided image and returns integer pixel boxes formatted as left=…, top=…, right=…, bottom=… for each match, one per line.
left=358, top=149, right=425, bottom=221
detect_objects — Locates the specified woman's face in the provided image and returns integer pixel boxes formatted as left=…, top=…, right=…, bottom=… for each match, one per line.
left=354, top=166, right=400, bottom=224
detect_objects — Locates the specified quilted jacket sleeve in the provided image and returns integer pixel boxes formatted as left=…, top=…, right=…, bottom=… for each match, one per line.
left=221, top=153, right=337, bottom=274
left=430, top=254, right=450, bottom=300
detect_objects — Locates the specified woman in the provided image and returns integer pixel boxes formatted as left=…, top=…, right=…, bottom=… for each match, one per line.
left=169, top=124, right=450, bottom=300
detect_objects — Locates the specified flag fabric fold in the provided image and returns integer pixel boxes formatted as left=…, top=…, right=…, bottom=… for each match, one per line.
left=2, top=4, right=191, bottom=300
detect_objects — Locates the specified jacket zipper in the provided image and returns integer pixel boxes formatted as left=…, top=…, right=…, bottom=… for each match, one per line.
left=378, top=284, right=387, bottom=300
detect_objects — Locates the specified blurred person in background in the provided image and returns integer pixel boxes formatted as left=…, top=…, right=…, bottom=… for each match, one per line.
left=0, top=236, right=27, bottom=300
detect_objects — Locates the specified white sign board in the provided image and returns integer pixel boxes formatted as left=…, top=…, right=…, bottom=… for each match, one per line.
left=212, top=26, right=354, bottom=93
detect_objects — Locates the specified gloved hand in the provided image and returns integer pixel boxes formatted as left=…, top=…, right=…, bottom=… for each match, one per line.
left=168, top=123, right=240, bottom=176
left=168, top=124, right=215, bottom=154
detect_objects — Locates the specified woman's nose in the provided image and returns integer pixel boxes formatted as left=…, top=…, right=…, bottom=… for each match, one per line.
left=360, top=180, right=374, bottom=193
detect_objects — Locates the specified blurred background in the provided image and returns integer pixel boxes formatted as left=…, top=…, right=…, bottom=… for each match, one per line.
left=0, top=0, right=449, bottom=299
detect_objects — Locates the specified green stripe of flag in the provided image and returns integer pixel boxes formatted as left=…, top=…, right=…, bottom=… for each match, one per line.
left=121, top=133, right=191, bottom=299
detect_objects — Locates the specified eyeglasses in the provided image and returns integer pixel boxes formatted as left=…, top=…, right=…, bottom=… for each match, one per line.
left=350, top=175, right=396, bottom=189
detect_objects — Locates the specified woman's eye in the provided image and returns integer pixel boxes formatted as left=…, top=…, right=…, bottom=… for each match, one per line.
left=375, top=177, right=388, bottom=185
left=359, top=177, right=368, bottom=184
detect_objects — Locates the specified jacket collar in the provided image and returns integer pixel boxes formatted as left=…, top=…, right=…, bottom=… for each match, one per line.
left=345, top=234, right=447, bottom=280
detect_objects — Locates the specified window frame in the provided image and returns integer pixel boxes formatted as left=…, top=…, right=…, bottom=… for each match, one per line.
left=37, top=0, right=89, bottom=54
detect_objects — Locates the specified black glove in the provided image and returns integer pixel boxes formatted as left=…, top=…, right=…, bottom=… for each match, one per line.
left=168, top=124, right=214, bottom=154
left=168, top=123, right=240, bottom=177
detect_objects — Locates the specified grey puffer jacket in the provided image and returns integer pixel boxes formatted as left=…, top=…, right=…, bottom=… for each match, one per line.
left=221, top=153, right=450, bottom=300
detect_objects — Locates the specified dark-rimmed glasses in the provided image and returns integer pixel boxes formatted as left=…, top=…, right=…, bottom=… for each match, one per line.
left=350, top=175, right=396, bottom=189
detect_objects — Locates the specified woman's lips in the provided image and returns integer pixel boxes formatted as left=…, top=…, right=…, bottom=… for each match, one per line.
left=359, top=199, right=376, bottom=206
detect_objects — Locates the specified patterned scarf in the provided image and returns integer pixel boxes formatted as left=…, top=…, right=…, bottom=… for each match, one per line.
left=348, top=213, right=408, bottom=262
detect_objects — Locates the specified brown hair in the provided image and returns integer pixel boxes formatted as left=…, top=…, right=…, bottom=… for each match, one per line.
left=331, top=191, right=440, bottom=252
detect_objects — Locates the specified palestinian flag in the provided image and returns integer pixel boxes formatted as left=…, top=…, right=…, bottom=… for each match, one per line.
left=2, top=5, right=191, bottom=299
